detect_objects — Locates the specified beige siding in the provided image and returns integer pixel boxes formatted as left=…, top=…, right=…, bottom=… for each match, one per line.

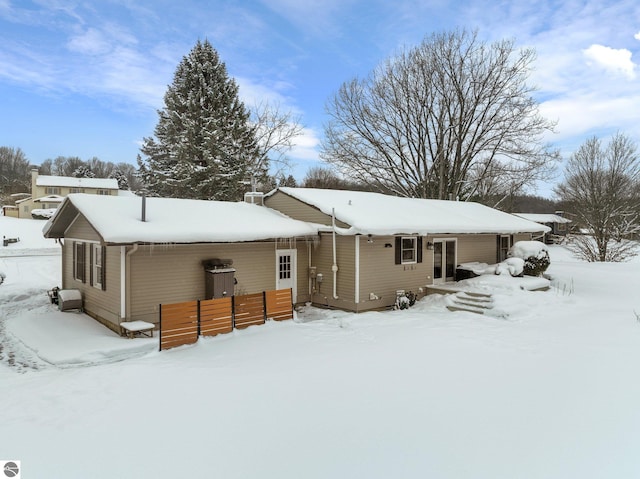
left=66, top=215, right=102, bottom=242
left=295, top=239, right=311, bottom=304
left=128, top=241, right=307, bottom=324
left=514, top=233, right=533, bottom=243
left=265, top=191, right=350, bottom=228
left=455, top=235, right=499, bottom=264
left=309, top=233, right=358, bottom=310
left=62, top=241, right=122, bottom=328
left=358, top=235, right=431, bottom=311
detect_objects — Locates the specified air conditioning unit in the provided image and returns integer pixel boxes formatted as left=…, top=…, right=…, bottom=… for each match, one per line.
left=58, top=289, right=83, bottom=312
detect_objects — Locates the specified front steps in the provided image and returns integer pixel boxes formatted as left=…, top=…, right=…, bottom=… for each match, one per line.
left=445, top=291, right=494, bottom=315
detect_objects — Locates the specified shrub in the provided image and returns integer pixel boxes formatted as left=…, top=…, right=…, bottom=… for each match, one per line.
left=508, top=241, right=551, bottom=277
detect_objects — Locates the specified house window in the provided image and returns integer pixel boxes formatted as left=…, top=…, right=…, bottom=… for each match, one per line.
left=279, top=254, right=291, bottom=280
left=73, top=242, right=86, bottom=282
left=70, top=188, right=84, bottom=193
left=557, top=222, right=566, bottom=232
left=402, top=237, right=417, bottom=263
left=498, top=235, right=511, bottom=262
left=91, top=244, right=105, bottom=290
left=45, top=187, right=60, bottom=195
left=97, top=190, right=111, bottom=195
left=395, top=236, right=423, bottom=265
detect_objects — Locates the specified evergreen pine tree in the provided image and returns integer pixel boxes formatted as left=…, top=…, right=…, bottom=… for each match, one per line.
left=138, top=39, right=258, bottom=200
left=73, top=165, right=95, bottom=178
left=109, top=169, right=129, bottom=190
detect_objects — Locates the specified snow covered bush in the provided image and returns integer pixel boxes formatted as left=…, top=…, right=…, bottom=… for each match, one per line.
left=394, top=291, right=417, bottom=310
left=508, top=241, right=550, bottom=276
left=495, top=257, right=525, bottom=276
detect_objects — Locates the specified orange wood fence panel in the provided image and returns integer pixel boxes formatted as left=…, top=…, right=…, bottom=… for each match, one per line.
left=159, top=300, right=199, bottom=351
left=265, top=288, right=293, bottom=321
left=159, top=289, right=293, bottom=351
left=234, top=292, right=265, bottom=329
left=200, top=297, right=233, bottom=337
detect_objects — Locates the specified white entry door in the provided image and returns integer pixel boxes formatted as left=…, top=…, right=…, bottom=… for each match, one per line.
left=276, top=249, right=297, bottom=302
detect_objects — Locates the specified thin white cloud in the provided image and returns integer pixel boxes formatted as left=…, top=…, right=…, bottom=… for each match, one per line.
left=635, top=31, right=640, bottom=41
left=583, top=44, right=636, bottom=79
left=67, top=28, right=111, bottom=55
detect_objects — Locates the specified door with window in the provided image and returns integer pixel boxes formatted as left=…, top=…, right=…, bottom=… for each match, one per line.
left=433, top=239, right=456, bottom=283
left=276, top=249, right=297, bottom=302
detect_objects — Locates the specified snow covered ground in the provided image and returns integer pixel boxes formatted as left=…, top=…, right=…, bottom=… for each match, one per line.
left=2, top=215, right=640, bottom=478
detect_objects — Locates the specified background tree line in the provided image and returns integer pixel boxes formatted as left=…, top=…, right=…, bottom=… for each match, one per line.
left=3, top=31, right=639, bottom=262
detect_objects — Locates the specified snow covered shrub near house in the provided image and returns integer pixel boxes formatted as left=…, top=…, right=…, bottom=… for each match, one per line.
left=509, top=241, right=550, bottom=276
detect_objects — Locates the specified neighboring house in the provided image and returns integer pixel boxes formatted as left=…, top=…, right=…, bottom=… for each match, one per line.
left=265, top=187, right=550, bottom=312
left=43, top=194, right=317, bottom=333
left=7, top=169, right=119, bottom=219
left=513, top=213, right=572, bottom=244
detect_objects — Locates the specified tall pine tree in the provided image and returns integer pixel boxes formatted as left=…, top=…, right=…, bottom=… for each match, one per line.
left=138, top=39, right=258, bottom=200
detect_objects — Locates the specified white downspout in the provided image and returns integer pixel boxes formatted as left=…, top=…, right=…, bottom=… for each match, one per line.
left=331, top=208, right=339, bottom=300
left=122, top=243, right=139, bottom=320
left=308, top=240, right=312, bottom=298
left=354, top=235, right=360, bottom=305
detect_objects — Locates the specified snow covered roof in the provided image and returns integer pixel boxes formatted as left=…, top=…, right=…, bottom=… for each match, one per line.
left=514, top=213, right=572, bottom=224
left=36, top=175, right=119, bottom=190
left=271, top=187, right=550, bottom=235
left=43, top=194, right=318, bottom=244
left=34, top=195, right=64, bottom=203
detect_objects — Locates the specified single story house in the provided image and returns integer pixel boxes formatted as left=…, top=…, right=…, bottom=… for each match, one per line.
left=8, top=169, right=120, bottom=219
left=264, top=187, right=550, bottom=312
left=513, top=213, right=572, bottom=243
left=43, top=194, right=317, bottom=333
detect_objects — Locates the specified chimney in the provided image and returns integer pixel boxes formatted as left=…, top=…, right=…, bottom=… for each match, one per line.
left=141, top=195, right=146, bottom=222
left=244, top=191, right=264, bottom=205
left=31, top=168, right=39, bottom=195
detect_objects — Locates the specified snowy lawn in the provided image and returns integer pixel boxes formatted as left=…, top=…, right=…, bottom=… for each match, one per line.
left=1, top=216, right=640, bottom=478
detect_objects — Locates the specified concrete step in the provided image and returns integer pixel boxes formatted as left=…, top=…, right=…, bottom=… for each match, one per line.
left=446, top=304, right=487, bottom=314
left=446, top=291, right=494, bottom=315
left=455, top=292, right=494, bottom=304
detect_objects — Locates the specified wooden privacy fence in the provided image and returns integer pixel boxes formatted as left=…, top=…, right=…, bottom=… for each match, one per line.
left=159, top=288, right=293, bottom=351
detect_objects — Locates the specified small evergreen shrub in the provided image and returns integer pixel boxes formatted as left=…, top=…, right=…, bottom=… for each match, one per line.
left=522, top=251, right=550, bottom=276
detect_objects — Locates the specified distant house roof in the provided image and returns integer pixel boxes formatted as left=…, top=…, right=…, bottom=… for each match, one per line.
left=34, top=195, right=65, bottom=203
left=269, top=188, right=550, bottom=235
left=43, top=194, right=318, bottom=244
left=514, top=213, right=572, bottom=224
left=36, top=175, right=119, bottom=190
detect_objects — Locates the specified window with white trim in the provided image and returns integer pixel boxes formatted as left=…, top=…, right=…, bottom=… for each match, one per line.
left=97, top=189, right=111, bottom=195
left=91, top=244, right=103, bottom=289
left=45, top=187, right=60, bottom=195
left=73, top=242, right=86, bottom=282
left=401, top=237, right=417, bottom=264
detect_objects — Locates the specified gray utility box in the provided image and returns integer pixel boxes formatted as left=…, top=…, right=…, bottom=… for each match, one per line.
left=202, top=259, right=236, bottom=299
left=57, top=289, right=83, bottom=312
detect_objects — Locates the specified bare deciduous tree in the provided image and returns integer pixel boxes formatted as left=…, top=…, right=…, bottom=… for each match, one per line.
left=0, top=146, right=31, bottom=200
left=555, top=132, right=640, bottom=262
left=249, top=101, right=303, bottom=191
left=321, top=29, right=558, bottom=201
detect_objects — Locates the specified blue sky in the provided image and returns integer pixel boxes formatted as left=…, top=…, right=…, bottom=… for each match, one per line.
left=1, top=0, right=639, bottom=197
